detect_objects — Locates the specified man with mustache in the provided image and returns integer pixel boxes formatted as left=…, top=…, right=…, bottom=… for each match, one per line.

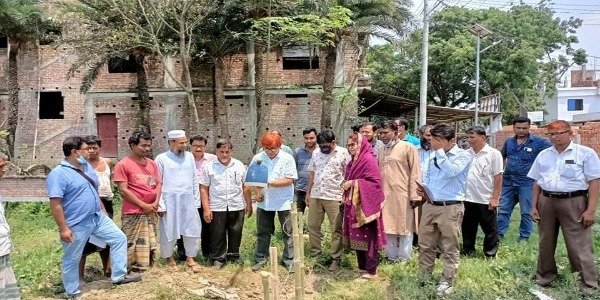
left=360, top=122, right=384, bottom=158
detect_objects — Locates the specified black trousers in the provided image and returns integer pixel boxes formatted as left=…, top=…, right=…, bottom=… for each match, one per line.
left=208, top=209, right=245, bottom=263
left=177, top=208, right=210, bottom=260
left=255, top=208, right=294, bottom=267
left=461, top=201, right=499, bottom=257
left=294, top=190, right=307, bottom=213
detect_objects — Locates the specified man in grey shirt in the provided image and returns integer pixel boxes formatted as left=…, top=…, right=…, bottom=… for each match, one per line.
left=293, top=127, right=318, bottom=213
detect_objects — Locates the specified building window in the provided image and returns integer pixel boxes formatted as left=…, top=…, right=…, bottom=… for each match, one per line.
left=224, top=95, right=244, bottom=100
left=282, top=46, right=319, bottom=70
left=39, top=91, right=64, bottom=119
left=0, top=37, right=7, bottom=48
left=108, top=54, right=137, bottom=73
left=567, top=98, right=583, bottom=111
left=285, top=94, right=308, bottom=98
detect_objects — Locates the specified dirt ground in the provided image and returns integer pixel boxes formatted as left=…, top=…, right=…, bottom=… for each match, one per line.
left=33, top=263, right=324, bottom=300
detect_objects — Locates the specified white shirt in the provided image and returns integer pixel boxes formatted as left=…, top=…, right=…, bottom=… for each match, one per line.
left=199, top=158, right=247, bottom=212
left=0, top=202, right=12, bottom=256
left=465, top=144, right=503, bottom=204
left=528, top=142, right=600, bottom=192
left=308, top=146, right=351, bottom=201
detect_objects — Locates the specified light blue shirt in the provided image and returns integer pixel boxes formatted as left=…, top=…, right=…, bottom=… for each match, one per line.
left=424, top=145, right=471, bottom=202
left=403, top=134, right=421, bottom=147
left=418, top=148, right=432, bottom=180
left=46, top=160, right=101, bottom=227
left=250, top=151, right=298, bottom=211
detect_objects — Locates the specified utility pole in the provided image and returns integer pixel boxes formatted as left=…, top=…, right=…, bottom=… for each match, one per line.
left=418, top=0, right=429, bottom=127
left=469, top=24, right=492, bottom=126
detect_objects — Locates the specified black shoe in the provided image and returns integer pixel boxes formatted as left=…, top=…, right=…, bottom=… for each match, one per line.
left=113, top=273, right=142, bottom=285
left=213, top=261, right=224, bottom=270
left=252, top=261, right=266, bottom=272
left=285, top=264, right=295, bottom=273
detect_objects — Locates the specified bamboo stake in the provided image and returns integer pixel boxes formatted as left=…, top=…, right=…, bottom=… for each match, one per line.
left=291, top=208, right=303, bottom=299
left=298, top=211, right=307, bottom=297
left=261, top=271, right=271, bottom=300
left=269, top=246, right=279, bottom=300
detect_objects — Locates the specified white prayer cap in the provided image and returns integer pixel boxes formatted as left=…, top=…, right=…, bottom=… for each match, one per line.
left=167, top=129, right=186, bottom=139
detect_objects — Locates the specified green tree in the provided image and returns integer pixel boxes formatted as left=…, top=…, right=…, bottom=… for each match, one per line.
left=194, top=0, right=249, bottom=142
left=60, top=0, right=154, bottom=134
left=0, top=0, right=55, bottom=158
left=297, top=0, right=412, bottom=130
left=368, top=2, right=586, bottom=122
left=244, top=0, right=293, bottom=151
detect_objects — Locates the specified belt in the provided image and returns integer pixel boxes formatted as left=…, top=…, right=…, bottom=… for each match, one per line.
left=541, top=189, right=587, bottom=199
left=430, top=200, right=462, bottom=206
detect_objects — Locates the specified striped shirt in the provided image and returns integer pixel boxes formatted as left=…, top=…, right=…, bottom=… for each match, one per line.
left=424, top=145, right=471, bottom=202
left=418, top=148, right=432, bottom=180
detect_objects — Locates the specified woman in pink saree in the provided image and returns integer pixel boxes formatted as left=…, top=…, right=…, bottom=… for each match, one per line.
left=341, top=133, right=386, bottom=279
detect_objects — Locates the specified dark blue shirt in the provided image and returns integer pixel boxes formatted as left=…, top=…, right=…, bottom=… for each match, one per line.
left=293, top=146, right=314, bottom=192
left=501, top=134, right=552, bottom=185
left=46, top=160, right=101, bottom=227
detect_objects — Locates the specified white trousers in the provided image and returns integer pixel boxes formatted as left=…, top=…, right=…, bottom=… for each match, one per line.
left=385, top=233, right=413, bottom=261
left=159, top=236, right=199, bottom=259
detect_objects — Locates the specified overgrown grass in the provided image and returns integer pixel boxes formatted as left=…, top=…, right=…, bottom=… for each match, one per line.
left=6, top=201, right=600, bottom=299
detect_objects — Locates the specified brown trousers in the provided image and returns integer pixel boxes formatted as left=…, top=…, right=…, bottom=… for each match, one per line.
left=307, top=198, right=344, bottom=260
left=537, top=194, right=598, bottom=289
left=418, top=202, right=464, bottom=282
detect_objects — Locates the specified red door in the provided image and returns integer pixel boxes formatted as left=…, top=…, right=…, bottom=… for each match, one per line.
left=96, top=113, right=118, bottom=157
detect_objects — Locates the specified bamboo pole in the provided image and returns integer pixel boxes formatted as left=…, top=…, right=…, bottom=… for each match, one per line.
left=291, top=207, right=303, bottom=299
left=261, top=271, right=271, bottom=300
left=298, top=211, right=307, bottom=296
left=269, top=246, right=279, bottom=300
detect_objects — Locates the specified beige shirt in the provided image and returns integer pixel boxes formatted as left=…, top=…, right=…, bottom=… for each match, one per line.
left=465, top=144, right=503, bottom=204
left=308, top=146, right=350, bottom=201
left=378, top=140, right=421, bottom=235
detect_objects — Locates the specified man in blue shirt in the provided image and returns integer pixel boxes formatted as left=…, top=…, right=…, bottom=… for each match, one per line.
left=394, top=118, right=421, bottom=147
left=47, top=136, right=141, bottom=299
left=293, top=127, right=318, bottom=213
left=417, top=123, right=471, bottom=296
left=498, top=117, right=552, bottom=242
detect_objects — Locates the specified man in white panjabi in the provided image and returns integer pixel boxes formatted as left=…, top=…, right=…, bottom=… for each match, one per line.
left=155, top=130, right=202, bottom=272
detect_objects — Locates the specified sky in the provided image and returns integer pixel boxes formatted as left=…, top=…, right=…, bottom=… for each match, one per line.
left=411, top=0, right=600, bottom=68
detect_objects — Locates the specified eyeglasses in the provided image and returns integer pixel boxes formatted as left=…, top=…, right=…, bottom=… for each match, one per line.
left=545, top=130, right=570, bottom=138
left=378, top=131, right=394, bottom=136
left=265, top=148, right=279, bottom=152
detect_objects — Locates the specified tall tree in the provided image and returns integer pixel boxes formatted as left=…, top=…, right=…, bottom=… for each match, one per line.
left=368, top=2, right=586, bottom=122
left=244, top=0, right=291, bottom=151
left=195, top=0, right=248, bottom=142
left=0, top=0, right=54, bottom=158
left=95, top=0, right=217, bottom=133
left=60, top=0, right=154, bottom=134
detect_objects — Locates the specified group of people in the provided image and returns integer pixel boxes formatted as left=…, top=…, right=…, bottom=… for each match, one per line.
left=292, top=117, right=600, bottom=295
left=0, top=114, right=597, bottom=299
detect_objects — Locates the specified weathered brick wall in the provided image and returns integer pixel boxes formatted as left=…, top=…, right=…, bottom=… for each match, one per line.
left=0, top=176, right=47, bottom=198
left=492, top=124, right=590, bottom=152
left=0, top=38, right=359, bottom=167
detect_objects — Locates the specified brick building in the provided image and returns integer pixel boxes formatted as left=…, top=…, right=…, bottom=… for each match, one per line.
left=0, top=42, right=361, bottom=167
